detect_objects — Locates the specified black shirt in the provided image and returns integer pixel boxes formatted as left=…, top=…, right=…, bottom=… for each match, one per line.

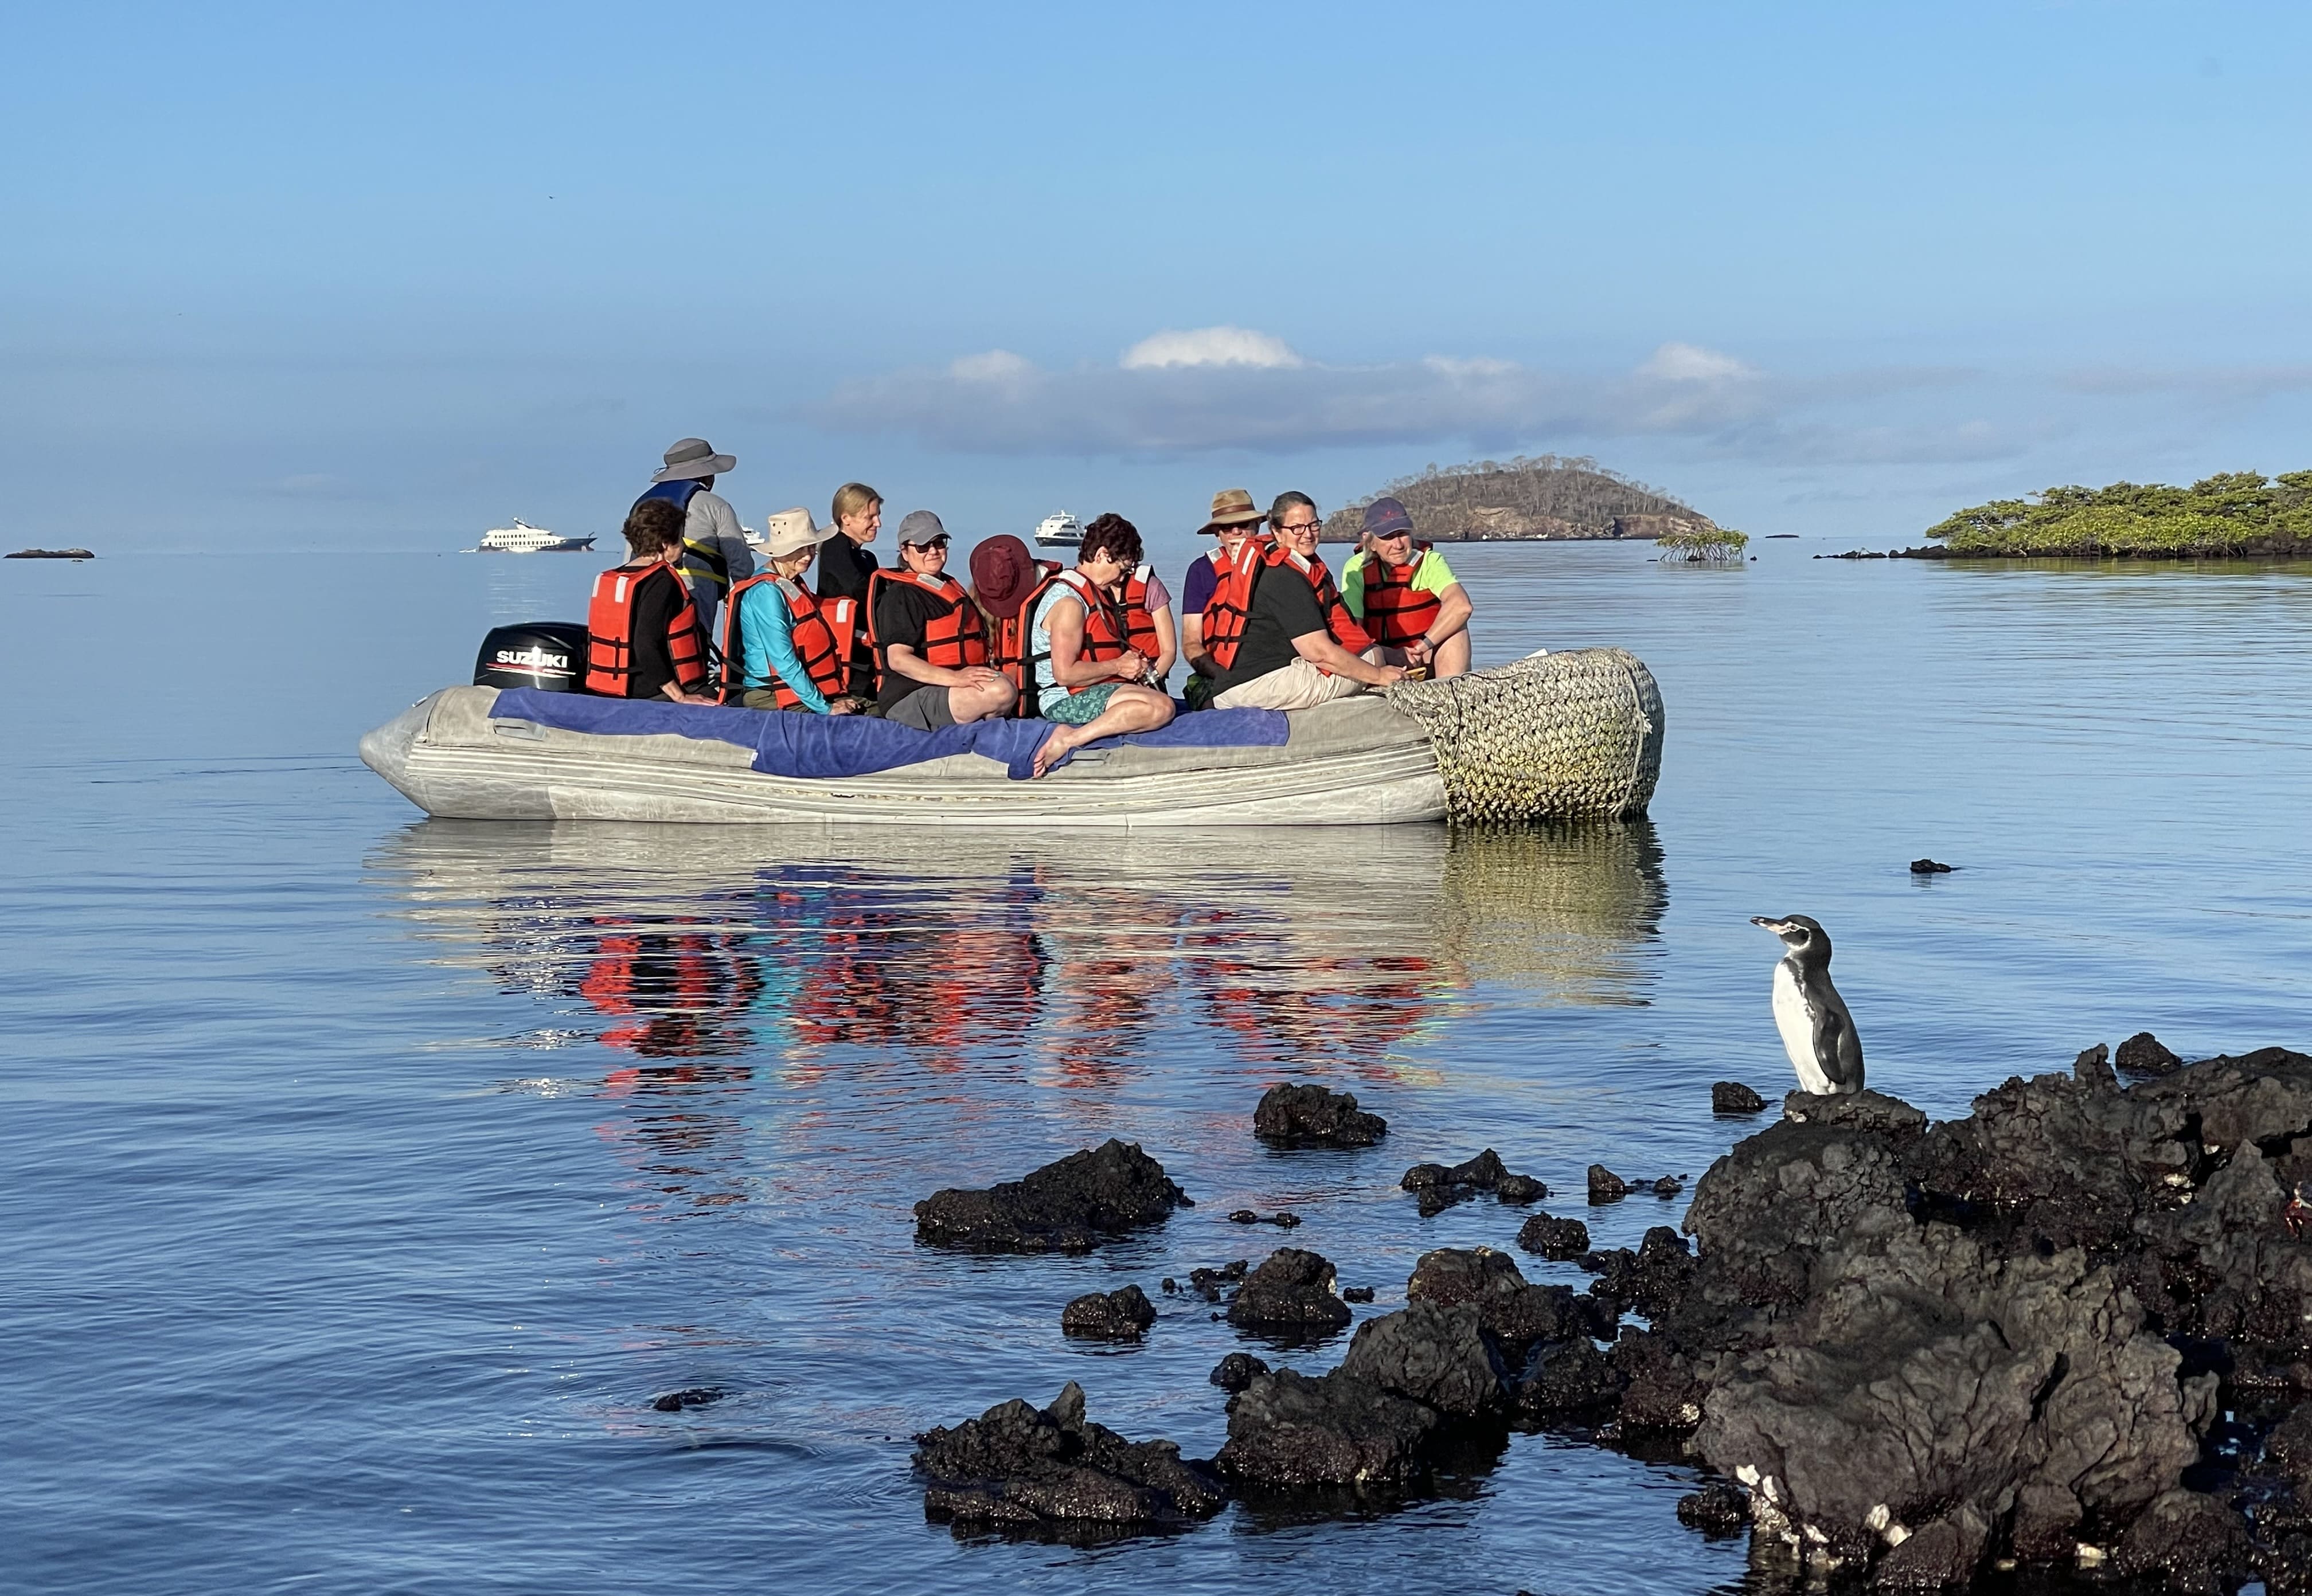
left=817, top=535, right=880, bottom=693
left=1213, top=559, right=1328, bottom=693
left=624, top=564, right=701, bottom=701
left=872, top=580, right=955, bottom=711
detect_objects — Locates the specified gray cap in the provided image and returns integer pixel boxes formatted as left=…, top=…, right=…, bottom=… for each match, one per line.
left=895, top=510, right=949, bottom=547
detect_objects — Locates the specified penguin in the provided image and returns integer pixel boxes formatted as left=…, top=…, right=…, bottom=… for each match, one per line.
left=1749, top=914, right=1865, bottom=1096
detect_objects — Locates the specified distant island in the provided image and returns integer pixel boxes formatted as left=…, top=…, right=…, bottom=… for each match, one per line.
left=1322, top=456, right=1717, bottom=543
left=1923, top=471, right=2312, bottom=557
left=6, top=547, right=95, bottom=560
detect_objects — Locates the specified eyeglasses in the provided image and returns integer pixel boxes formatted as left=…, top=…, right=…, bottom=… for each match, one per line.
left=1274, top=520, right=1321, bottom=535
left=903, top=536, right=951, bottom=552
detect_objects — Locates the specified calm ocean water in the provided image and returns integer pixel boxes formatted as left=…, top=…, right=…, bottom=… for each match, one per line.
left=8, top=538, right=2312, bottom=1594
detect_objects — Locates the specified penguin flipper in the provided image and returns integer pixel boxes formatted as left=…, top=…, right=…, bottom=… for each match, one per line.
left=1814, top=1004, right=1865, bottom=1092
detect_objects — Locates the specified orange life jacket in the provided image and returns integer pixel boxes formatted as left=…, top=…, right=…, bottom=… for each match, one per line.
left=585, top=562, right=707, bottom=697
left=718, top=573, right=858, bottom=709
left=1023, top=568, right=1132, bottom=699
left=1114, top=562, right=1163, bottom=667
left=865, top=569, right=989, bottom=687
left=1354, top=544, right=1442, bottom=648
left=990, top=558, right=1065, bottom=704
left=1200, top=534, right=1271, bottom=675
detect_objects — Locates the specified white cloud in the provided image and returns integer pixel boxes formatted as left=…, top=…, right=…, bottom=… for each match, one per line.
left=950, top=349, right=1036, bottom=383
left=1120, top=326, right=1303, bottom=370
left=1638, top=342, right=1756, bottom=383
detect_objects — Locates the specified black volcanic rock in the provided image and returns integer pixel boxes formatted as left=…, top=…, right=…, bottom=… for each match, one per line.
left=1226, top=1248, right=1351, bottom=1334
left=1674, top=1480, right=1748, bottom=1536
left=915, top=1140, right=1189, bottom=1253
left=1586, top=1165, right=1628, bottom=1203
left=1061, top=1285, right=1156, bottom=1340
left=1711, top=1081, right=1766, bottom=1114
left=1253, top=1082, right=1387, bottom=1147
left=1338, top=1301, right=1510, bottom=1417
left=1407, top=1246, right=1588, bottom=1355
left=2115, top=1030, right=2185, bottom=1078
left=1400, top=1148, right=1545, bottom=1215
left=1209, top=1352, right=1269, bottom=1393
left=1215, top=1368, right=1440, bottom=1489
left=1516, top=1211, right=1591, bottom=1261
left=915, top=1381, right=1225, bottom=1538
left=651, top=1386, right=725, bottom=1412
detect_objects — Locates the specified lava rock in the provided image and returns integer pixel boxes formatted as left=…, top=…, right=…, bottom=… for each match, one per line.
left=1587, top=1165, right=1629, bottom=1203
left=1209, top=1352, right=1270, bottom=1393
left=915, top=1381, right=1226, bottom=1538
left=1188, top=1260, right=1249, bottom=1301
left=1908, top=858, right=1955, bottom=874
left=1342, top=1286, right=1375, bottom=1303
left=1061, top=1285, right=1156, bottom=1340
left=1495, top=1173, right=1549, bottom=1204
left=1873, top=1504, right=1990, bottom=1589
left=1227, top=1208, right=1301, bottom=1228
left=1674, top=1480, right=1748, bottom=1536
left=2115, top=1030, right=2185, bottom=1078
left=2110, top=1487, right=2251, bottom=1592
left=651, top=1386, right=725, bottom=1412
left=1711, top=1081, right=1766, bottom=1114
left=1214, top=1368, right=1441, bottom=1489
left=915, top=1140, right=1190, bottom=1253
left=1407, top=1246, right=1589, bottom=1354
left=1339, top=1301, right=1510, bottom=1417
left=1582, top=1228, right=1696, bottom=1322
left=1607, top=1328, right=1708, bottom=1434
left=1650, top=1175, right=1682, bottom=1199
left=1513, top=1336, right=1623, bottom=1422
left=1253, top=1082, right=1388, bottom=1147
left=1226, top=1248, right=1352, bottom=1334
left=1516, top=1212, right=1591, bottom=1261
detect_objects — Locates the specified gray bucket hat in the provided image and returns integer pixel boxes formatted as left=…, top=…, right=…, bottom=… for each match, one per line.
left=652, top=437, right=737, bottom=483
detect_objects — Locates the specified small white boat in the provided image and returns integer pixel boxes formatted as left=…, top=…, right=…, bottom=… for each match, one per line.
left=472, top=519, right=597, bottom=554
left=357, top=649, right=1663, bottom=828
left=1033, top=511, right=1083, bottom=549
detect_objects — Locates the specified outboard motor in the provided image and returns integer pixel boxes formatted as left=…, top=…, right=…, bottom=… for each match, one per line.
left=474, top=623, right=589, bottom=692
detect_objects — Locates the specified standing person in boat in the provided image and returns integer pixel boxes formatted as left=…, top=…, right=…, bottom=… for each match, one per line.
left=583, top=498, right=719, bottom=705
left=720, top=508, right=866, bottom=714
left=1340, top=496, right=1474, bottom=680
left=869, top=511, right=1018, bottom=729
left=1208, top=491, right=1405, bottom=710
left=814, top=482, right=884, bottom=696
left=1181, top=487, right=1266, bottom=706
left=629, top=437, right=755, bottom=641
left=1025, top=513, right=1175, bottom=778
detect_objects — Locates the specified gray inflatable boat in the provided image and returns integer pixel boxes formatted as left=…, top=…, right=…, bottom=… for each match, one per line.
left=360, top=647, right=1663, bottom=828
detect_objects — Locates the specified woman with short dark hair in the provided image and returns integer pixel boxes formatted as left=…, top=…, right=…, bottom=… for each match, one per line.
left=1023, top=513, right=1174, bottom=777
left=582, top=499, right=717, bottom=703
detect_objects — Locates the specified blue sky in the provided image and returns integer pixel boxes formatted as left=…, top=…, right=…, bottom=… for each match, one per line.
left=5, top=1, right=2309, bottom=549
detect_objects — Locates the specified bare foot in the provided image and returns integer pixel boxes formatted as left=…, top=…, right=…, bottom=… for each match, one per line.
left=1030, top=725, right=1086, bottom=779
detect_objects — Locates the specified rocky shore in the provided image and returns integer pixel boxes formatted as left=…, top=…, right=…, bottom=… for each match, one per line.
left=1821, top=538, right=2312, bottom=561
left=913, top=1048, right=2312, bottom=1590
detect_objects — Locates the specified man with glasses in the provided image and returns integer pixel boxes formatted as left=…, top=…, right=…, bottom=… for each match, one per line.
left=1211, top=491, right=1406, bottom=711
left=866, top=510, right=1018, bottom=730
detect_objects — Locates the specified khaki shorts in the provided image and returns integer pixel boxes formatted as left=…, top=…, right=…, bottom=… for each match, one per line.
left=1212, top=655, right=1378, bottom=713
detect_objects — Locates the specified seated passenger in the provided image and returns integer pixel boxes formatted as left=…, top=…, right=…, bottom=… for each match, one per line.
left=583, top=498, right=718, bottom=704
left=867, top=511, right=1018, bottom=729
left=1207, top=491, right=1405, bottom=711
left=1025, top=513, right=1176, bottom=777
left=720, top=508, right=865, bottom=714
left=1341, top=496, right=1474, bottom=680
left=1111, top=556, right=1177, bottom=691
left=1181, top=488, right=1265, bottom=703
left=969, top=533, right=1060, bottom=708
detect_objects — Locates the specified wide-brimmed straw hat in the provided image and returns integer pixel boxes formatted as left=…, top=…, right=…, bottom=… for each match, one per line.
left=652, top=437, right=737, bottom=483
left=762, top=507, right=837, bottom=559
left=1198, top=487, right=1264, bottom=533
left=970, top=535, right=1040, bottom=619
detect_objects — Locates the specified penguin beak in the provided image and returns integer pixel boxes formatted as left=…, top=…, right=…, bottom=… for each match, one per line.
left=1749, top=916, right=1787, bottom=933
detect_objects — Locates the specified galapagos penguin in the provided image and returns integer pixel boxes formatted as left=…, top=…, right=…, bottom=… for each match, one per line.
left=1750, top=914, right=1865, bottom=1096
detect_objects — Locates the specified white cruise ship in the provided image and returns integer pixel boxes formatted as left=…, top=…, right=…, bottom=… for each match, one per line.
left=1033, top=511, right=1083, bottom=549
left=473, top=519, right=596, bottom=554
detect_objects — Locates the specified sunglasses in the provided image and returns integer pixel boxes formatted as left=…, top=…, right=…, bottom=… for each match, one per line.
left=903, top=535, right=952, bottom=551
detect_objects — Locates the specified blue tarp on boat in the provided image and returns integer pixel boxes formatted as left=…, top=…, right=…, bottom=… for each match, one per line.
left=489, top=690, right=1290, bottom=781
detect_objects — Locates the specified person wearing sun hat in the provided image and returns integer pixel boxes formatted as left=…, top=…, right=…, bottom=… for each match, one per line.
left=1181, top=488, right=1266, bottom=701
left=968, top=533, right=1061, bottom=702
left=630, top=437, right=756, bottom=638
left=720, top=508, right=864, bottom=714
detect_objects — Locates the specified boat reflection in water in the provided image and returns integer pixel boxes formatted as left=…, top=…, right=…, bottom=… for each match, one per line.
left=367, top=820, right=1665, bottom=1210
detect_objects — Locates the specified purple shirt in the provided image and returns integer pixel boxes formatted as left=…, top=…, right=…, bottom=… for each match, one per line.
left=1182, top=550, right=1225, bottom=619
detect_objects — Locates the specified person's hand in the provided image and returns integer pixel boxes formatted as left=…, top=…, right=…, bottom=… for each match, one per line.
left=1372, top=664, right=1408, bottom=687
left=1405, top=637, right=1433, bottom=665
left=959, top=665, right=1006, bottom=690
left=1115, top=650, right=1150, bottom=682
left=827, top=698, right=859, bottom=715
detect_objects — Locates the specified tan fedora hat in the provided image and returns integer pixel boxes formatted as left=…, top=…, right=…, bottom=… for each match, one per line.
left=762, top=507, right=837, bottom=558
left=1198, top=487, right=1264, bottom=533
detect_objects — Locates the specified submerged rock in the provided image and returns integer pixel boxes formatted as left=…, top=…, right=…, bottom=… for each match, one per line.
left=1516, top=1211, right=1590, bottom=1260
left=1061, top=1285, right=1156, bottom=1340
left=1908, top=858, right=1955, bottom=874
left=1400, top=1149, right=1546, bottom=1215
left=1342, top=1285, right=1376, bottom=1303
left=1215, top=1368, right=1440, bottom=1489
left=1187, top=1259, right=1249, bottom=1302
left=915, top=1380, right=1225, bottom=1538
left=1710, top=1081, right=1766, bottom=1114
left=651, top=1386, right=725, bottom=1412
left=1253, top=1082, right=1388, bottom=1147
left=1226, top=1248, right=1351, bottom=1334
left=1674, top=1480, right=1747, bottom=1536
left=1227, top=1208, right=1300, bottom=1228
left=915, top=1140, right=1190, bottom=1253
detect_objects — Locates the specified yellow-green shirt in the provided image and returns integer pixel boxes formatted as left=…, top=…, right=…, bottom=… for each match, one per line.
left=1341, top=547, right=1459, bottom=620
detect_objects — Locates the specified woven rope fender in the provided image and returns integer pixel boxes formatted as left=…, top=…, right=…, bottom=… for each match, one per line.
left=1385, top=648, right=1665, bottom=823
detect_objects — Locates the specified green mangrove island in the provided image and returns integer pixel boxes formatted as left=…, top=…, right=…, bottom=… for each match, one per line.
left=1923, top=471, right=2312, bottom=557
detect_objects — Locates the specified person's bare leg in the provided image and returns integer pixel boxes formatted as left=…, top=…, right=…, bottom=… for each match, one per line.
left=1030, top=686, right=1173, bottom=778
left=947, top=678, right=1019, bottom=724
left=1432, top=632, right=1472, bottom=680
